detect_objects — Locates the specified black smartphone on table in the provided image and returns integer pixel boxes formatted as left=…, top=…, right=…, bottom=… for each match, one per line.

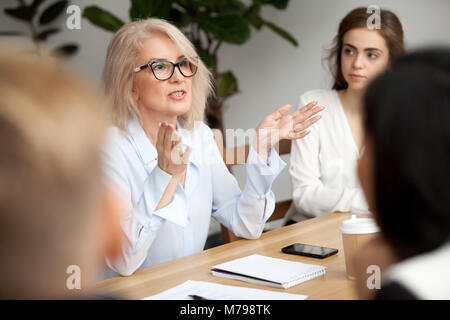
left=281, top=243, right=338, bottom=259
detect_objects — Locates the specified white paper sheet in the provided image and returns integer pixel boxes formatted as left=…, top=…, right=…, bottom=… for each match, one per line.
left=142, top=280, right=308, bottom=300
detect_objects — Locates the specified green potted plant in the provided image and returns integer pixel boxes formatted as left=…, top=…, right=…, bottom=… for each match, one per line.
left=1, top=0, right=78, bottom=57
left=83, top=0, right=298, bottom=132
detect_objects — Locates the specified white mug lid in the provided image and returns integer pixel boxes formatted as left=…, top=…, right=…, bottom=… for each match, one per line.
left=340, top=215, right=380, bottom=234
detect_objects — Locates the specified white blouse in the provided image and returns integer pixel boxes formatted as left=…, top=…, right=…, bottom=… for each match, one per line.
left=288, top=89, right=369, bottom=220
left=385, top=241, right=450, bottom=299
left=102, top=118, right=285, bottom=277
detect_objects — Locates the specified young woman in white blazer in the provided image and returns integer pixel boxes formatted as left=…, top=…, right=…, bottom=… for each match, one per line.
left=287, top=7, right=405, bottom=222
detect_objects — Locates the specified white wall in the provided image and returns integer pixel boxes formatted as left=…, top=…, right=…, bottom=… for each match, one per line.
left=2, top=0, right=450, bottom=233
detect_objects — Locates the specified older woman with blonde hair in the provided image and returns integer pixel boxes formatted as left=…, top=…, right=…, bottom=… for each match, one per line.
left=102, top=18, right=323, bottom=276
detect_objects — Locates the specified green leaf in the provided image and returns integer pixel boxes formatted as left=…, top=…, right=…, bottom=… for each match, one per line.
left=264, top=0, right=289, bottom=10
left=51, top=43, right=78, bottom=57
left=3, top=1, right=45, bottom=22
left=39, top=0, right=68, bottom=25
left=197, top=14, right=250, bottom=45
left=198, top=49, right=213, bottom=69
left=4, top=5, right=35, bottom=22
left=263, top=20, right=298, bottom=47
left=244, top=3, right=263, bottom=30
left=129, top=0, right=173, bottom=21
left=168, top=8, right=191, bottom=28
left=173, top=0, right=195, bottom=12
left=218, top=71, right=239, bottom=98
left=37, top=27, right=60, bottom=40
left=223, top=0, right=246, bottom=12
left=83, top=6, right=124, bottom=32
left=203, top=0, right=246, bottom=14
left=31, top=0, right=47, bottom=11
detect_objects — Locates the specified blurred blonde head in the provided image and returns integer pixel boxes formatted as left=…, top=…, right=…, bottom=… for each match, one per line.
left=103, top=18, right=213, bottom=131
left=0, top=45, right=110, bottom=299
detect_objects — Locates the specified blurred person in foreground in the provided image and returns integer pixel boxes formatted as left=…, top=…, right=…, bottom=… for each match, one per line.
left=354, top=48, right=450, bottom=299
left=0, top=45, right=122, bottom=299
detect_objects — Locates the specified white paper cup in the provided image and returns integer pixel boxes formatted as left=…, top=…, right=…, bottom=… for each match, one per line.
left=340, top=215, right=380, bottom=280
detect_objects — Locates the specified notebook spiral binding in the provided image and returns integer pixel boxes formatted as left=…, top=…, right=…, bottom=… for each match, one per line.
left=284, top=266, right=326, bottom=284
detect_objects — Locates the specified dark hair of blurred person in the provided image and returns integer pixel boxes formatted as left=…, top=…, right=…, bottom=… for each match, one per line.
left=356, top=47, right=450, bottom=299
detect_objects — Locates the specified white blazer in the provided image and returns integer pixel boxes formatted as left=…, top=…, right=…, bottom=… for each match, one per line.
left=288, top=89, right=369, bottom=221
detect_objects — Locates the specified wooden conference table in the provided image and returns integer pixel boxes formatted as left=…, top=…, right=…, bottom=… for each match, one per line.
left=96, top=212, right=361, bottom=300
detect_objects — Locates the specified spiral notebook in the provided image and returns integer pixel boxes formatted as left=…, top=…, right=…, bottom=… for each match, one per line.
left=211, top=254, right=326, bottom=289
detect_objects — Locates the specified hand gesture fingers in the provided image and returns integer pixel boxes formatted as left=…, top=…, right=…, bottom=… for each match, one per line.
left=293, top=114, right=322, bottom=133
left=286, top=101, right=324, bottom=138
left=170, top=140, right=187, bottom=165
left=163, top=123, right=175, bottom=157
left=156, top=121, right=166, bottom=152
left=181, top=146, right=192, bottom=165
left=171, top=129, right=182, bottom=148
left=291, top=101, right=324, bottom=123
left=267, top=104, right=291, bottom=122
left=254, top=100, right=324, bottom=156
left=287, top=129, right=311, bottom=140
left=157, top=122, right=189, bottom=175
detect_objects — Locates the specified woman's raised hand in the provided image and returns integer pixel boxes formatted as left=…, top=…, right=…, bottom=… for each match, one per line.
left=254, top=101, right=324, bottom=161
left=156, top=122, right=191, bottom=177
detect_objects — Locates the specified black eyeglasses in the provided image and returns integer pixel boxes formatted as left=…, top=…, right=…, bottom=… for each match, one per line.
left=133, top=57, right=198, bottom=81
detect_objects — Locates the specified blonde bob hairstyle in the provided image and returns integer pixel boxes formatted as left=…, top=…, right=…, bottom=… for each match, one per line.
left=103, top=18, right=213, bottom=131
